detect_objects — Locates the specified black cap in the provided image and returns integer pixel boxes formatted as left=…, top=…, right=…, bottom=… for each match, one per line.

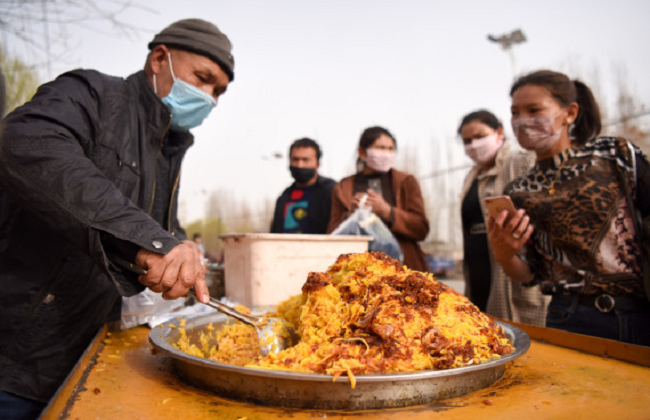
left=149, top=19, right=235, bottom=81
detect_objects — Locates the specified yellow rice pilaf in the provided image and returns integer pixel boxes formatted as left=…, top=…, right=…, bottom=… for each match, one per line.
left=174, top=252, right=514, bottom=388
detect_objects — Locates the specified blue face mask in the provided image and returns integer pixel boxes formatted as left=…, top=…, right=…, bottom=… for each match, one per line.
left=154, top=53, right=217, bottom=131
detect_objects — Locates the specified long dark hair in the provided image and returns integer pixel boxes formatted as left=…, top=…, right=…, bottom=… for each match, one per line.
left=510, top=70, right=601, bottom=145
left=457, top=109, right=503, bottom=139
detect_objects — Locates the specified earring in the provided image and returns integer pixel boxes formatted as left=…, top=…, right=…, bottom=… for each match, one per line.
left=566, top=118, right=571, bottom=124
left=356, top=159, right=365, bottom=173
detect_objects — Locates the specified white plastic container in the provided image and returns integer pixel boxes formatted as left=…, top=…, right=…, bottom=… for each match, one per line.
left=220, top=234, right=371, bottom=307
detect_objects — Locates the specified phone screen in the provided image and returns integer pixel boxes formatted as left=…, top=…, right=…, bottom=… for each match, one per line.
left=368, top=178, right=382, bottom=194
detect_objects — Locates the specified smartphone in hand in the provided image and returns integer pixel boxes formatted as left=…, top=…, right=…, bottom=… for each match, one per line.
left=484, top=195, right=517, bottom=220
left=368, top=178, right=382, bottom=194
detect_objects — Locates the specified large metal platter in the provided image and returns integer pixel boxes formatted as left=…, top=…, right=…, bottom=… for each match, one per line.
left=149, top=312, right=530, bottom=410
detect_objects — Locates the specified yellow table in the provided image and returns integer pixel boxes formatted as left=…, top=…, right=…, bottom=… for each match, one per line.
left=41, top=322, right=650, bottom=420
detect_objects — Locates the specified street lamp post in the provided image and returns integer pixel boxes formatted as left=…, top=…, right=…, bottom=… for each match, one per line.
left=487, top=29, right=527, bottom=79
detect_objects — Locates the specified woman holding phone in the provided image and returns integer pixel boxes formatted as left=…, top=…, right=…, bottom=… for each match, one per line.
left=328, top=126, right=430, bottom=272
left=459, top=110, right=548, bottom=325
left=488, top=70, right=650, bottom=345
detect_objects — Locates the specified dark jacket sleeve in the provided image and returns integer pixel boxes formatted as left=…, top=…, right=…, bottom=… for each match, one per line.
left=0, top=72, right=180, bottom=287
left=391, top=174, right=430, bottom=241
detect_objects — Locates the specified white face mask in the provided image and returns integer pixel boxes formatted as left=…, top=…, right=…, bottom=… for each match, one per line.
left=463, top=133, right=503, bottom=166
left=364, top=148, right=395, bottom=173
left=512, top=111, right=564, bottom=153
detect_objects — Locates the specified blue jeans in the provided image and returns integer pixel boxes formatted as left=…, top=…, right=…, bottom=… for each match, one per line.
left=546, top=294, right=650, bottom=346
left=0, top=390, right=45, bottom=420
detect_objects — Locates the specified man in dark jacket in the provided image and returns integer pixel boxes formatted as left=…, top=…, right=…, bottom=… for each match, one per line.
left=0, top=19, right=234, bottom=418
left=270, top=138, right=336, bottom=234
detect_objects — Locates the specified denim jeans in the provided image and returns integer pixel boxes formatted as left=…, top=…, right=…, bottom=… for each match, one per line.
left=546, top=294, right=650, bottom=346
left=0, top=390, right=45, bottom=420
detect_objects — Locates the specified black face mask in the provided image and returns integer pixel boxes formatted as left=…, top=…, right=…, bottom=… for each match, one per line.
left=289, top=166, right=316, bottom=183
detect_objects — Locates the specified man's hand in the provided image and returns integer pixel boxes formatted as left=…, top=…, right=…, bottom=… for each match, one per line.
left=135, top=240, right=209, bottom=303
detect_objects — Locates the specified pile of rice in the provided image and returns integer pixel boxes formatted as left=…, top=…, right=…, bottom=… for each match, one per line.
left=174, top=252, right=514, bottom=387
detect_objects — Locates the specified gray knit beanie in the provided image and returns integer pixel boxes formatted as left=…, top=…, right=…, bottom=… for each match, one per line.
left=149, top=19, right=235, bottom=81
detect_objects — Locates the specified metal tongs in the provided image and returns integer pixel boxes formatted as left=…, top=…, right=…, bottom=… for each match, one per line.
left=110, top=254, right=298, bottom=356
left=186, top=290, right=298, bottom=356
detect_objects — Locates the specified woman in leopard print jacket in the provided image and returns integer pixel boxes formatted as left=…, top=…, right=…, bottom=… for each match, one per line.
left=487, top=69, right=650, bottom=346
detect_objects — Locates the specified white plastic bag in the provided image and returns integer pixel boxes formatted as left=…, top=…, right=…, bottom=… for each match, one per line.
left=120, top=289, right=189, bottom=329
left=331, top=194, right=404, bottom=262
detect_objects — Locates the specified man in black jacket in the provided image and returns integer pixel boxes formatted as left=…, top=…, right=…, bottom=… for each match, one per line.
left=0, top=19, right=234, bottom=418
left=270, top=138, right=336, bottom=234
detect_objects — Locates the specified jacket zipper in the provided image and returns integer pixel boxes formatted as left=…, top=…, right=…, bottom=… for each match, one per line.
left=167, top=169, right=181, bottom=231
left=148, top=118, right=171, bottom=215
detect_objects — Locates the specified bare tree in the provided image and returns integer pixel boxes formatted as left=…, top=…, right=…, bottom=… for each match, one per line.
left=203, top=188, right=273, bottom=234
left=0, top=0, right=151, bottom=77
left=206, top=188, right=233, bottom=221
left=232, top=201, right=256, bottom=233
left=602, top=68, right=650, bottom=153
left=559, top=60, right=649, bottom=154
left=394, top=142, right=420, bottom=176
left=260, top=196, right=275, bottom=233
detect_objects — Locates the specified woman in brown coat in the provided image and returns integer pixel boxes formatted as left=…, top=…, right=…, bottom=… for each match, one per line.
left=327, top=126, right=430, bottom=272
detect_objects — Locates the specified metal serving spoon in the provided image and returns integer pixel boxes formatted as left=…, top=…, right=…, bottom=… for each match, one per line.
left=186, top=290, right=298, bottom=356
left=109, top=255, right=297, bottom=356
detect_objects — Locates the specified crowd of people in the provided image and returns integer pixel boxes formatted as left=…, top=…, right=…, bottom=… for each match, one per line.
left=1, top=17, right=649, bottom=420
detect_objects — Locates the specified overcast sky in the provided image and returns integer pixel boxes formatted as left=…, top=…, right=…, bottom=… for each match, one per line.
left=6, top=0, right=650, bottom=226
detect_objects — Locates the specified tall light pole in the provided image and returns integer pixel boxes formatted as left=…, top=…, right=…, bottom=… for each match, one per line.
left=487, top=29, right=527, bottom=79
